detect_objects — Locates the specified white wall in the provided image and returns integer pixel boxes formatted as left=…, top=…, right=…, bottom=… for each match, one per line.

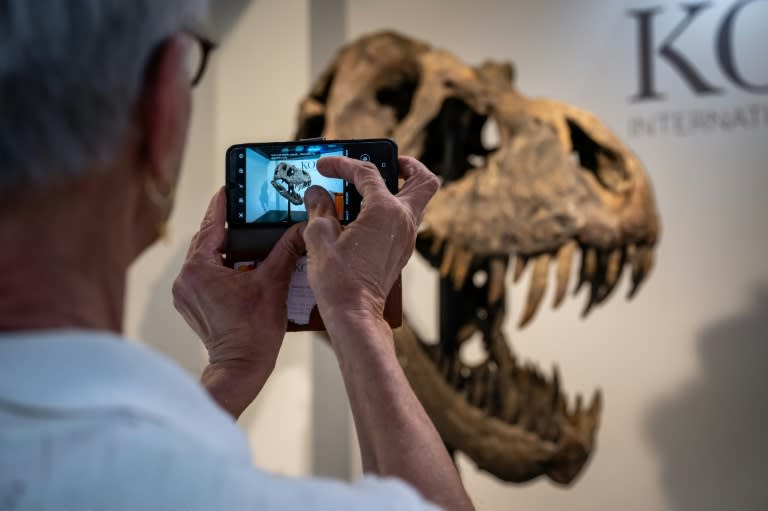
left=346, top=1, right=768, bottom=510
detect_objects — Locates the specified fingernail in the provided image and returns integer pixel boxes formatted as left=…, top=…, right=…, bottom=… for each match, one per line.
left=304, top=186, right=328, bottom=212
left=304, top=187, right=318, bottom=211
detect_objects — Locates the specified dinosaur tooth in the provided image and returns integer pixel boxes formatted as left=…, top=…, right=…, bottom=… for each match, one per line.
left=599, top=248, right=623, bottom=302
left=439, top=242, right=456, bottom=277
left=628, top=245, right=655, bottom=298
left=572, top=389, right=603, bottom=433
left=582, top=251, right=607, bottom=317
left=513, top=255, right=528, bottom=283
left=551, top=365, right=561, bottom=410
left=643, top=248, right=656, bottom=278
left=582, top=285, right=597, bottom=317
left=626, top=243, right=637, bottom=262
left=585, top=244, right=632, bottom=313
left=488, top=257, right=507, bottom=305
left=553, top=241, right=577, bottom=308
left=588, top=389, right=603, bottom=423
left=556, top=390, right=567, bottom=416
left=519, top=254, right=551, bottom=328
left=574, top=247, right=597, bottom=294
left=571, top=393, right=584, bottom=425
left=451, top=247, right=473, bottom=290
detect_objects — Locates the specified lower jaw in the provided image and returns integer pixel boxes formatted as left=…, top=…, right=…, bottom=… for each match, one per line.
left=393, top=317, right=601, bottom=484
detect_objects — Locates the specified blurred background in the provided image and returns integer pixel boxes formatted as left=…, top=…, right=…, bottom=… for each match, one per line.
left=125, top=1, right=768, bottom=510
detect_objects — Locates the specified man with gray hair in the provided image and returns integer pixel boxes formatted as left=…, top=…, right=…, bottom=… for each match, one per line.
left=0, top=1, right=474, bottom=510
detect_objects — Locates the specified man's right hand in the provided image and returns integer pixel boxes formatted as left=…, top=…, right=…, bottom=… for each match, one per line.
left=302, top=156, right=439, bottom=322
left=300, top=156, right=474, bottom=511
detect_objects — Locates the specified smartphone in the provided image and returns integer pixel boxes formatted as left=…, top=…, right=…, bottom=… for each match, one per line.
left=224, top=139, right=402, bottom=331
left=226, top=139, right=398, bottom=229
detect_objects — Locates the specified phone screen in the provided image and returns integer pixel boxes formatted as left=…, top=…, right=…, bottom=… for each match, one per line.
left=227, top=139, right=397, bottom=226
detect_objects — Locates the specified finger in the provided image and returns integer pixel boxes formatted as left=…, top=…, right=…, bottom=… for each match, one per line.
left=187, top=187, right=227, bottom=264
left=395, top=156, right=440, bottom=222
left=303, top=186, right=341, bottom=250
left=257, top=223, right=306, bottom=284
left=305, top=186, right=338, bottom=220
left=316, top=156, right=388, bottom=199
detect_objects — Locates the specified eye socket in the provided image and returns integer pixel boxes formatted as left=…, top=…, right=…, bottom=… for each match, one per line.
left=295, top=67, right=337, bottom=139
left=419, top=97, right=498, bottom=183
left=375, top=70, right=420, bottom=122
left=296, top=115, right=325, bottom=139
left=310, top=67, right=336, bottom=104
left=567, top=119, right=630, bottom=194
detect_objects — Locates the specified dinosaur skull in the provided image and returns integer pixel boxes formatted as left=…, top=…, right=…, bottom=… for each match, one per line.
left=296, top=32, right=660, bottom=484
left=272, top=161, right=311, bottom=205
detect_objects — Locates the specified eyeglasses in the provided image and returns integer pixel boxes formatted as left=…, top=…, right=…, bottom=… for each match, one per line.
left=183, top=31, right=216, bottom=87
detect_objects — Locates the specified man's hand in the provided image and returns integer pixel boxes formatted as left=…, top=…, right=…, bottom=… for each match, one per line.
left=172, top=188, right=305, bottom=418
left=300, top=157, right=473, bottom=510
left=303, top=156, right=439, bottom=322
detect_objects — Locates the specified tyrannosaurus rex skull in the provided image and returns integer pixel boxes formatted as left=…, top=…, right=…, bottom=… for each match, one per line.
left=296, top=32, right=660, bottom=485
left=272, top=162, right=311, bottom=205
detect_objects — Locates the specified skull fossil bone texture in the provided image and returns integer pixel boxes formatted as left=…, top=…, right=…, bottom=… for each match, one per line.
left=296, top=32, right=660, bottom=485
left=272, top=162, right=312, bottom=205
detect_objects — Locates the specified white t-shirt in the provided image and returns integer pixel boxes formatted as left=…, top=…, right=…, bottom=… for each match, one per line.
left=0, top=331, right=440, bottom=510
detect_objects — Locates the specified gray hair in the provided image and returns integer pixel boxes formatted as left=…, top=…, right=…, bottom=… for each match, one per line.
left=0, top=0, right=208, bottom=195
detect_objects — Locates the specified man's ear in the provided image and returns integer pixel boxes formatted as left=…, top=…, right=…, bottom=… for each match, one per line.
left=136, top=35, right=192, bottom=196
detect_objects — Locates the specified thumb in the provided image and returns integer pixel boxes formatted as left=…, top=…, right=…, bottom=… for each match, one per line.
left=303, top=186, right=341, bottom=251
left=257, top=223, right=306, bottom=284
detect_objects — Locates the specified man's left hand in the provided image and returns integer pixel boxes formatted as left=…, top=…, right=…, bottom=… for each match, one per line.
left=173, top=188, right=305, bottom=418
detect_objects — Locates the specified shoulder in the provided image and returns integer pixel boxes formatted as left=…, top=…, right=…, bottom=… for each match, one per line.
left=230, top=471, right=444, bottom=511
left=0, top=407, right=253, bottom=510
left=80, top=422, right=440, bottom=511
left=0, top=332, right=441, bottom=510
left=0, top=330, right=249, bottom=457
